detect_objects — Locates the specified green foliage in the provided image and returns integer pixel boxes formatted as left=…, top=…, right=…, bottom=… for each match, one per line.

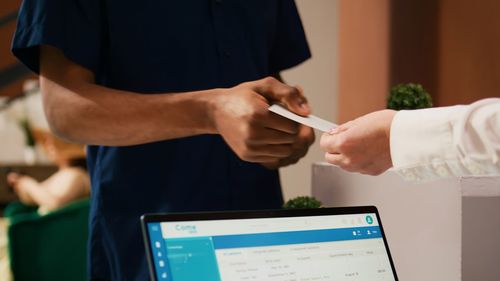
left=19, top=119, right=36, bottom=147
left=283, top=196, right=322, bottom=209
left=387, top=83, right=433, bottom=110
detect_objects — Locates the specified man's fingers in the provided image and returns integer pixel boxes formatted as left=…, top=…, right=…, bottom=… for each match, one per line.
left=258, top=125, right=314, bottom=169
left=252, top=77, right=310, bottom=117
left=279, top=156, right=301, bottom=167
left=247, top=156, right=281, bottom=163
left=262, top=111, right=300, bottom=134
left=247, top=128, right=298, bottom=145
left=260, top=160, right=281, bottom=170
left=279, top=85, right=310, bottom=117
left=249, top=144, right=294, bottom=158
left=242, top=145, right=293, bottom=163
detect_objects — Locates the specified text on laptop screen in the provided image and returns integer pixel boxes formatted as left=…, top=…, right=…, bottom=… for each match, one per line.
left=146, top=213, right=395, bottom=281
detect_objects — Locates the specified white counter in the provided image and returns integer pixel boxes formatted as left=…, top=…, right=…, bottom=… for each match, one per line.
left=312, top=163, right=500, bottom=281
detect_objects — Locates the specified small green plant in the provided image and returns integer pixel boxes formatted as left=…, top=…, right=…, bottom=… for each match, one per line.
left=283, top=196, right=322, bottom=209
left=387, top=83, right=433, bottom=110
left=19, top=119, right=36, bottom=147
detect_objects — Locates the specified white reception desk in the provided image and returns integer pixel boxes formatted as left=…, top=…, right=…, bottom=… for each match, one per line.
left=312, top=163, right=500, bottom=281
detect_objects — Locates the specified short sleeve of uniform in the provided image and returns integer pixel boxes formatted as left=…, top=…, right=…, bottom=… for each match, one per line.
left=12, top=0, right=102, bottom=75
left=269, top=0, right=311, bottom=73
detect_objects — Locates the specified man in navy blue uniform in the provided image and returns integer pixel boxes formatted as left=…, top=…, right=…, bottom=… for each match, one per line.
left=12, top=0, right=313, bottom=280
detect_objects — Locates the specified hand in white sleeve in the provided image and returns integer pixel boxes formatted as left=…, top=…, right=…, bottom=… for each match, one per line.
left=320, top=98, right=500, bottom=182
left=391, top=98, right=500, bottom=181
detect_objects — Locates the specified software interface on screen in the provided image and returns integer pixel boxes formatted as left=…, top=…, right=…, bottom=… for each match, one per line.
left=146, top=213, right=396, bottom=281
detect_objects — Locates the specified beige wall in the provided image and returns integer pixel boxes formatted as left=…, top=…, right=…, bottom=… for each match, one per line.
left=280, top=0, right=338, bottom=200
left=335, top=0, right=500, bottom=122
left=438, top=0, right=500, bottom=106
left=338, top=0, right=390, bottom=123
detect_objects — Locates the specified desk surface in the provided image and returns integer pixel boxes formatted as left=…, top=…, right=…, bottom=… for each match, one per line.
left=312, top=162, right=500, bottom=281
left=460, top=176, right=500, bottom=197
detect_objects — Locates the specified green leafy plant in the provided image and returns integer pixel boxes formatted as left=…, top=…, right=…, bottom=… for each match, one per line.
left=387, top=83, right=433, bottom=110
left=283, top=196, right=322, bottom=209
left=19, top=119, right=36, bottom=147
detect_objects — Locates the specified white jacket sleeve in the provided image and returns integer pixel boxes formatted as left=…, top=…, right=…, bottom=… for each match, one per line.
left=390, top=98, right=500, bottom=182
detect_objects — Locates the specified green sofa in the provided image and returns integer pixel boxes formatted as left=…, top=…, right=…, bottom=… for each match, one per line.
left=5, top=199, right=90, bottom=281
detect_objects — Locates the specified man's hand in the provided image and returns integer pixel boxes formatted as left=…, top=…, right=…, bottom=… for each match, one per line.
left=7, top=172, right=37, bottom=205
left=211, top=77, right=314, bottom=167
left=261, top=125, right=314, bottom=169
left=320, top=110, right=396, bottom=175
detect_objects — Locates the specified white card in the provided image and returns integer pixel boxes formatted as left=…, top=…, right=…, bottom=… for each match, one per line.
left=268, top=104, right=338, bottom=132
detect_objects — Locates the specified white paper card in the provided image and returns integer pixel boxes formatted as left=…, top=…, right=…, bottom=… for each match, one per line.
left=268, top=104, right=338, bottom=132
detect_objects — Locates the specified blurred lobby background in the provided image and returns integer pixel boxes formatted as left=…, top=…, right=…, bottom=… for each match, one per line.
left=1, top=0, right=499, bottom=202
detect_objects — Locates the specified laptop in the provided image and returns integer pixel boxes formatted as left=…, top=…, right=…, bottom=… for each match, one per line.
left=141, top=206, right=398, bottom=281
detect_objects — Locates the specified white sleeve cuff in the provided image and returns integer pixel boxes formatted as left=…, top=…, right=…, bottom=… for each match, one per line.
left=390, top=106, right=466, bottom=182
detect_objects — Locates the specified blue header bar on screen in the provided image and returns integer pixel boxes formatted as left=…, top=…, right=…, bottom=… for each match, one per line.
left=212, top=226, right=382, bottom=249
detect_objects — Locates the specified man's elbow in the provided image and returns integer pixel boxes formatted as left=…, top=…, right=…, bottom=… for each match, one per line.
left=41, top=85, right=82, bottom=144
left=46, top=116, right=75, bottom=142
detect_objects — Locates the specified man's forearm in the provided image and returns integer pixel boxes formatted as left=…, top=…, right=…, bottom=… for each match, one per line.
left=40, top=45, right=219, bottom=146
left=41, top=78, right=218, bottom=146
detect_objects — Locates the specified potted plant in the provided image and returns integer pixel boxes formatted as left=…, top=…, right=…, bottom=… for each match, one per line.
left=387, top=83, right=433, bottom=110
left=283, top=196, right=323, bottom=209
left=19, top=118, right=37, bottom=165
left=3, top=95, right=38, bottom=164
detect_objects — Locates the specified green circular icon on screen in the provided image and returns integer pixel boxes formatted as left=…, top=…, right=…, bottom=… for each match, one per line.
left=366, top=215, right=374, bottom=224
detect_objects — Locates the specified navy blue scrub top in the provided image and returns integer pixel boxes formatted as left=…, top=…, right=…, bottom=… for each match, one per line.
left=12, top=1, right=310, bottom=280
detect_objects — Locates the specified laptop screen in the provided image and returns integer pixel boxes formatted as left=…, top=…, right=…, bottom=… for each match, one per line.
left=142, top=207, right=398, bottom=281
